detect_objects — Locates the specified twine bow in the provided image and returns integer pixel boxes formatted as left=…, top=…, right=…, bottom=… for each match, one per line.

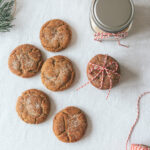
left=76, top=55, right=120, bottom=99
left=94, top=32, right=129, bottom=48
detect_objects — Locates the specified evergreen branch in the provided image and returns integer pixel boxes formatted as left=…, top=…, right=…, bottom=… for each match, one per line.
left=0, top=0, right=15, bottom=32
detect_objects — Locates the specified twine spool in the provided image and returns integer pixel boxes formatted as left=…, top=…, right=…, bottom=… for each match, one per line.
left=131, top=144, right=150, bottom=150
left=126, top=92, right=150, bottom=150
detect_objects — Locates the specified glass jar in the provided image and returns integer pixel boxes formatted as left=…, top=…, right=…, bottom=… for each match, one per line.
left=90, top=0, right=134, bottom=40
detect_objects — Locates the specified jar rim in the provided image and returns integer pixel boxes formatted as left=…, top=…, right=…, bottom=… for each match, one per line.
left=91, top=0, right=134, bottom=33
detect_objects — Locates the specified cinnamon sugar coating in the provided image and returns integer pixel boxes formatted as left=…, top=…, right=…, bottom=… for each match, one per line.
left=8, top=44, right=43, bottom=78
left=16, top=89, right=50, bottom=124
left=53, top=106, right=87, bottom=143
left=41, top=55, right=75, bottom=91
left=40, top=19, right=72, bottom=52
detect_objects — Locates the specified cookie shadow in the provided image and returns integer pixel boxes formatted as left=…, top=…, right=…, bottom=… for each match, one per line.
left=70, top=60, right=81, bottom=89
left=46, top=94, right=56, bottom=122
left=129, top=5, right=150, bottom=38
left=69, top=25, right=78, bottom=49
left=83, top=112, right=92, bottom=141
left=119, top=64, right=139, bottom=87
left=40, top=48, right=47, bottom=62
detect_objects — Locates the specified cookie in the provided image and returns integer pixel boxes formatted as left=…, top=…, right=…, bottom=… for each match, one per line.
left=53, top=106, right=87, bottom=143
left=16, top=89, right=50, bottom=124
left=87, top=54, right=120, bottom=90
left=41, top=55, right=75, bottom=91
left=40, top=19, right=72, bottom=52
left=8, top=44, right=43, bottom=78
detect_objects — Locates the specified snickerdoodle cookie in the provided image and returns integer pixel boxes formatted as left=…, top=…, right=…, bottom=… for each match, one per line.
left=16, top=89, right=50, bottom=124
left=87, top=54, right=120, bottom=90
left=8, top=44, right=43, bottom=78
left=40, top=19, right=72, bottom=52
left=53, top=106, right=87, bottom=143
left=41, top=55, right=75, bottom=91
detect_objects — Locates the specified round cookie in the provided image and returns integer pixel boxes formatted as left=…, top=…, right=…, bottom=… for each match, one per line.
left=8, top=44, right=43, bottom=78
left=40, top=19, right=72, bottom=52
left=87, top=54, right=120, bottom=90
left=16, top=89, right=50, bottom=124
left=53, top=106, right=87, bottom=143
left=41, top=55, right=75, bottom=91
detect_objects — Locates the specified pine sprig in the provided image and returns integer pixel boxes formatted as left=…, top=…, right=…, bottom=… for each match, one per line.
left=0, top=0, right=15, bottom=32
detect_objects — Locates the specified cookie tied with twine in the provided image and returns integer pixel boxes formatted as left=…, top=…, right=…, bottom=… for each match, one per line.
left=77, top=54, right=120, bottom=99
left=126, top=92, right=150, bottom=150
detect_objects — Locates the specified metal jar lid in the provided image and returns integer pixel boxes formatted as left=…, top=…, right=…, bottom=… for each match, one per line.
left=91, top=0, right=134, bottom=33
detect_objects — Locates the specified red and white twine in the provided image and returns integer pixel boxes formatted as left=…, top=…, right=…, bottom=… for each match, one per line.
left=130, top=144, right=150, bottom=150
left=94, top=32, right=129, bottom=48
left=126, top=92, right=150, bottom=150
left=76, top=55, right=120, bottom=99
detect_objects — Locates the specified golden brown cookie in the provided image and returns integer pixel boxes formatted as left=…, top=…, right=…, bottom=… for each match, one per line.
left=87, top=54, right=120, bottom=90
left=41, top=55, right=75, bottom=91
left=16, top=89, right=50, bottom=124
left=53, top=106, right=87, bottom=143
left=8, top=44, right=43, bottom=78
left=40, top=19, right=72, bottom=52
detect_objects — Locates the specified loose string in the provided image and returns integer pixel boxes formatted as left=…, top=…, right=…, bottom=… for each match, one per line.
left=76, top=55, right=120, bottom=99
left=126, top=92, right=150, bottom=150
left=115, top=38, right=129, bottom=48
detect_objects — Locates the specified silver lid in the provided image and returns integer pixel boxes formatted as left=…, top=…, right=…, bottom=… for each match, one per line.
left=91, top=0, right=134, bottom=33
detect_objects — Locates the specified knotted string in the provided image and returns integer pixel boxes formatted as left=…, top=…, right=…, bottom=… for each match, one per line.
left=76, top=55, right=120, bottom=99
left=126, top=92, right=150, bottom=150
left=94, top=32, right=129, bottom=48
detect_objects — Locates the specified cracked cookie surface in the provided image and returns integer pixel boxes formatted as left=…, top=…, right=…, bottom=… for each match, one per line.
left=41, top=55, right=75, bottom=91
left=87, top=54, right=120, bottom=90
left=40, top=19, right=72, bottom=52
left=8, top=44, right=43, bottom=78
left=16, top=89, right=50, bottom=124
left=53, top=106, right=87, bottom=143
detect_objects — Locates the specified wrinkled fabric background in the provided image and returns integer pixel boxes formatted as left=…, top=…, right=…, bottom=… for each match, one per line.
left=0, top=0, right=150, bottom=150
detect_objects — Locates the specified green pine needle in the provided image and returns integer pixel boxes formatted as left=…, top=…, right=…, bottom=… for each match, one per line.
left=0, top=0, right=15, bottom=32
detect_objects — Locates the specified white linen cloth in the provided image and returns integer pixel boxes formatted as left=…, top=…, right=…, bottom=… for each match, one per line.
left=0, top=0, right=150, bottom=150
